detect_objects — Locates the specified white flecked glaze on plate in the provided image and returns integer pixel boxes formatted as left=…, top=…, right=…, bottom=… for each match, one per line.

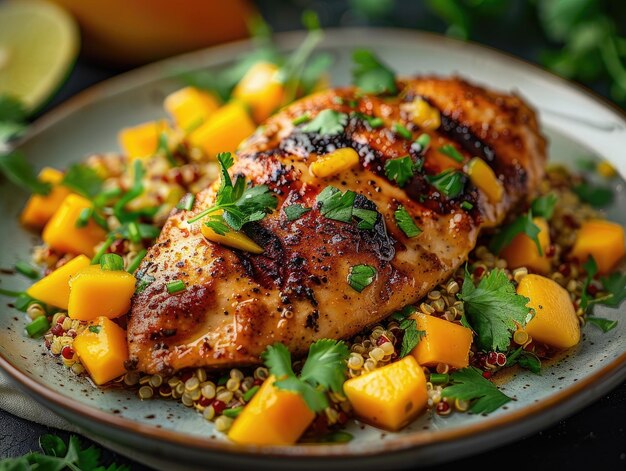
left=0, top=29, right=625, bottom=470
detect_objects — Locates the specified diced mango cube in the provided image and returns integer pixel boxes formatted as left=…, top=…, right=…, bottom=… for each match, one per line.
left=404, top=98, right=441, bottom=130
left=411, top=313, right=473, bottom=369
left=517, top=274, right=581, bottom=349
left=233, top=62, right=284, bottom=123
left=68, top=265, right=136, bottom=321
left=228, top=375, right=315, bottom=445
left=309, top=148, right=360, bottom=178
left=73, top=316, right=129, bottom=385
left=467, top=157, right=503, bottom=203
left=571, top=219, right=625, bottom=274
left=201, top=224, right=263, bottom=254
left=189, top=101, right=256, bottom=159
left=343, top=356, right=428, bottom=431
left=118, top=120, right=167, bottom=159
left=500, top=217, right=551, bottom=274
left=164, top=86, right=220, bottom=131
left=21, top=167, right=72, bottom=229
left=26, top=255, right=91, bottom=309
left=42, top=194, right=107, bottom=257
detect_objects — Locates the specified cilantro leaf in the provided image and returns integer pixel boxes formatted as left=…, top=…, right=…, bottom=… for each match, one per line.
left=442, top=367, right=512, bottom=414
left=399, top=318, right=425, bottom=358
left=302, top=109, right=348, bottom=135
left=580, top=256, right=598, bottom=312
left=459, top=268, right=532, bottom=352
left=352, top=49, right=397, bottom=95
left=0, top=150, right=51, bottom=195
left=531, top=193, right=558, bottom=220
left=300, top=339, right=349, bottom=393
left=274, top=376, right=329, bottom=412
left=0, top=94, right=27, bottom=122
left=348, top=264, right=377, bottom=292
left=505, top=347, right=541, bottom=374
left=352, top=207, right=378, bottom=230
left=284, top=203, right=311, bottom=221
left=62, top=163, right=104, bottom=199
left=384, top=156, right=416, bottom=187
left=586, top=316, right=618, bottom=332
left=439, top=144, right=464, bottom=163
left=573, top=182, right=614, bottom=207
left=425, top=169, right=465, bottom=198
left=489, top=211, right=542, bottom=255
left=316, top=186, right=355, bottom=223
left=394, top=206, right=422, bottom=237
left=262, top=342, right=296, bottom=379
left=599, top=272, right=626, bottom=308
left=390, top=305, right=417, bottom=322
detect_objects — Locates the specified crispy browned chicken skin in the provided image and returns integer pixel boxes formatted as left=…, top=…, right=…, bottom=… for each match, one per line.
left=128, top=77, right=546, bottom=375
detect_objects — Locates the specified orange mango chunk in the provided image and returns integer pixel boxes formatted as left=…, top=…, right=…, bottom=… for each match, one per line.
left=68, top=265, right=136, bottom=321
left=571, top=219, right=625, bottom=275
left=189, top=101, right=256, bottom=159
left=20, top=168, right=72, bottom=229
left=411, top=313, right=473, bottom=369
left=309, top=148, right=360, bottom=178
left=118, top=120, right=167, bottom=159
left=517, top=274, right=580, bottom=349
left=228, top=375, right=315, bottom=445
left=466, top=157, right=503, bottom=203
left=26, top=255, right=91, bottom=309
left=164, top=86, right=220, bottom=131
left=500, top=217, right=551, bottom=274
left=42, top=194, right=107, bottom=257
left=233, top=62, right=284, bottom=123
left=201, top=224, right=263, bottom=254
left=343, top=356, right=428, bottom=431
left=73, top=316, right=129, bottom=385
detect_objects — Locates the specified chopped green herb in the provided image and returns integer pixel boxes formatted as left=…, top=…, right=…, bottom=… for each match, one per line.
left=222, top=406, right=244, bottom=418
left=91, top=237, right=115, bottom=265
left=113, top=160, right=146, bottom=223
left=394, top=206, right=422, bottom=237
left=0, top=121, right=26, bottom=142
left=26, top=316, right=50, bottom=338
left=167, top=280, right=186, bottom=294
left=348, top=264, right=377, bottom=292
left=127, top=221, right=142, bottom=244
left=0, top=94, right=27, bottom=122
left=351, top=49, right=397, bottom=95
left=136, top=273, right=155, bottom=294
left=531, top=193, right=558, bottom=220
left=414, top=133, right=431, bottom=150
left=460, top=201, right=474, bottom=210
left=442, top=367, right=512, bottom=414
left=576, top=158, right=597, bottom=172
left=15, top=261, right=39, bottom=279
left=301, top=109, right=348, bottom=135
left=505, top=347, right=541, bottom=374
left=586, top=316, right=618, bottom=332
left=459, top=268, right=532, bottom=352
left=580, top=256, right=598, bottom=312
left=100, top=253, right=124, bottom=271
left=176, top=193, right=196, bottom=211
left=352, top=207, right=378, bottom=230
left=399, top=318, right=425, bottom=358
left=126, top=249, right=147, bottom=275
left=115, top=222, right=161, bottom=241
left=573, top=182, right=614, bottom=207
left=263, top=340, right=349, bottom=412
left=93, top=187, right=122, bottom=209
left=0, top=287, right=23, bottom=297
left=599, top=272, right=626, bottom=308
left=15, top=293, right=38, bottom=312
left=284, top=203, right=311, bottom=221
left=316, top=186, right=355, bottom=223
left=384, top=156, right=417, bottom=187
left=439, top=144, right=464, bottom=163
left=292, top=113, right=311, bottom=125
left=393, top=122, right=412, bottom=139
left=316, top=431, right=354, bottom=443
left=157, top=132, right=177, bottom=167
left=489, top=211, right=542, bottom=255
left=425, top=169, right=465, bottom=198
left=75, top=206, right=93, bottom=228
left=0, top=150, right=51, bottom=195
left=89, top=325, right=102, bottom=334
left=243, top=385, right=260, bottom=402
left=429, top=373, right=450, bottom=384
left=390, top=305, right=417, bottom=322
left=62, top=163, right=104, bottom=199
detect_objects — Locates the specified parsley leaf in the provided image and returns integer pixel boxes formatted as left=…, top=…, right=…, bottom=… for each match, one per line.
left=399, top=318, right=425, bottom=358
left=352, top=49, right=397, bottom=95
left=505, top=347, right=541, bottom=374
left=586, top=316, right=618, bottom=333
left=348, top=264, right=377, bottom=292
left=489, top=211, right=542, bottom=255
left=425, top=169, right=466, bottom=198
left=439, top=144, right=464, bottom=163
left=262, top=340, right=349, bottom=412
left=0, top=150, right=51, bottom=195
left=284, top=203, right=311, bottom=221
left=302, top=109, right=348, bottom=135
left=573, top=182, right=614, bottom=207
left=531, top=193, right=558, bottom=220
left=384, top=156, right=416, bottom=187
left=459, top=268, right=532, bottom=352
left=394, top=206, right=422, bottom=237
left=62, top=163, right=104, bottom=199
left=442, top=367, right=512, bottom=414
left=599, top=272, right=626, bottom=308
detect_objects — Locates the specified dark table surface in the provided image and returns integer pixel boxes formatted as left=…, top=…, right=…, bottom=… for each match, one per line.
left=2, top=1, right=626, bottom=469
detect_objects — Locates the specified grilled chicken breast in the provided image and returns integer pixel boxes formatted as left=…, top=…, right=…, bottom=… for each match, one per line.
left=128, top=77, right=546, bottom=375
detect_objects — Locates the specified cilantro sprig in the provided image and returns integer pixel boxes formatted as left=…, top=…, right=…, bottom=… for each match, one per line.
left=188, top=152, right=277, bottom=234
left=506, top=347, right=542, bottom=374
left=459, top=268, right=532, bottom=352
left=315, top=186, right=379, bottom=230
left=0, top=150, right=51, bottom=195
left=352, top=49, right=397, bottom=95
left=442, top=367, right=512, bottom=414
left=301, top=109, right=348, bottom=136
left=391, top=306, right=425, bottom=358
left=490, top=211, right=542, bottom=255
left=0, top=93, right=28, bottom=143
left=262, top=340, right=349, bottom=412
left=425, top=169, right=466, bottom=199
left=384, top=156, right=418, bottom=187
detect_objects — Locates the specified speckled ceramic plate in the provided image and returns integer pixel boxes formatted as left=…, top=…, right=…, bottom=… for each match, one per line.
left=1, top=29, right=625, bottom=470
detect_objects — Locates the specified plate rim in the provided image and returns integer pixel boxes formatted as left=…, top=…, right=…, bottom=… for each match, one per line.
left=1, top=27, right=626, bottom=460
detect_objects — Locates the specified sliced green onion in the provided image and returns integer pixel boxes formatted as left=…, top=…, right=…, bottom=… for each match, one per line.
left=75, top=207, right=93, bottom=228
left=89, top=325, right=102, bottom=334
left=15, top=293, right=38, bottom=312
left=167, top=280, right=186, bottom=294
left=439, top=144, right=464, bottom=163
left=93, top=187, right=122, bottom=208
left=15, top=261, right=39, bottom=279
left=126, top=249, right=147, bottom=274
left=217, top=375, right=229, bottom=386
left=460, top=201, right=474, bottom=210
left=368, top=116, right=384, bottom=128
left=0, top=288, right=23, bottom=297
left=243, top=385, right=260, bottom=402
left=429, top=373, right=450, bottom=384
left=176, top=193, right=196, bottom=211
left=292, top=113, right=311, bottom=125
left=91, top=237, right=115, bottom=265
left=127, top=221, right=142, bottom=244
left=222, top=406, right=244, bottom=418
left=26, top=316, right=50, bottom=338
left=100, top=253, right=124, bottom=271
left=414, top=133, right=431, bottom=150
left=393, top=122, right=412, bottom=139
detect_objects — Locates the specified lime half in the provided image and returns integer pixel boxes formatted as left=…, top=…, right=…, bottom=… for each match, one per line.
left=0, top=0, right=79, bottom=112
